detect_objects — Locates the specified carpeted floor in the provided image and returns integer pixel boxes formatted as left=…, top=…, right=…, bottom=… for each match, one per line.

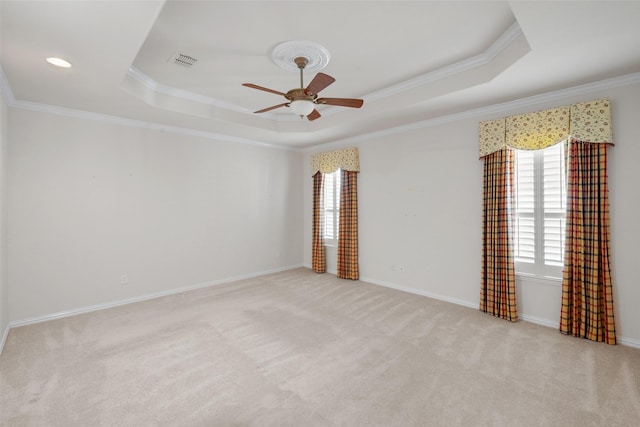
left=1, top=268, right=639, bottom=426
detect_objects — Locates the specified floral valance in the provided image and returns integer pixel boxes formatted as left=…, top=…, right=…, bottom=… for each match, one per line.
left=479, top=99, right=612, bottom=158
left=311, top=147, right=360, bottom=175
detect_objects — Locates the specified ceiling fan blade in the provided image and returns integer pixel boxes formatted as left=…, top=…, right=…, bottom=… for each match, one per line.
left=316, top=98, right=364, bottom=108
left=242, top=83, right=287, bottom=97
left=254, top=103, right=289, bottom=113
left=305, top=73, right=335, bottom=96
left=307, top=109, right=321, bottom=121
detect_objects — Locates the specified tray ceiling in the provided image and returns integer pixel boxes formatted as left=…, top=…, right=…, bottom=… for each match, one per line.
left=1, top=1, right=639, bottom=148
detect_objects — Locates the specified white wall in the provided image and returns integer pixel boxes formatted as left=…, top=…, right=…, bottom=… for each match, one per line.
left=0, top=91, right=8, bottom=342
left=8, top=109, right=303, bottom=321
left=304, top=80, right=640, bottom=345
left=5, top=78, right=639, bottom=346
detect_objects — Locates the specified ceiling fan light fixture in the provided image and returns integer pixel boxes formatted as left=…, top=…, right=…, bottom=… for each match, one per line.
left=290, top=99, right=315, bottom=118
left=243, top=53, right=362, bottom=121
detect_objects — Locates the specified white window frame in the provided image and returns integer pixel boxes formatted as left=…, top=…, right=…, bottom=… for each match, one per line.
left=323, top=169, right=341, bottom=246
left=513, top=142, right=567, bottom=280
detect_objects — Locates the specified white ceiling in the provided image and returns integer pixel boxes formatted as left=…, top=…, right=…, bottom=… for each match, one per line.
left=1, top=1, right=639, bottom=148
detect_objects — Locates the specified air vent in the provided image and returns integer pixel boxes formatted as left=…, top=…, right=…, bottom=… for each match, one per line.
left=170, top=52, right=198, bottom=68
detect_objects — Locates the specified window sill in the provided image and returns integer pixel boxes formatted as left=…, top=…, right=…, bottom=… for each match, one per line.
left=516, top=274, right=562, bottom=287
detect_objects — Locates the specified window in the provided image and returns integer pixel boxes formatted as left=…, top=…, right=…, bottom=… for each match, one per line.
left=323, top=169, right=341, bottom=245
left=513, top=142, right=567, bottom=279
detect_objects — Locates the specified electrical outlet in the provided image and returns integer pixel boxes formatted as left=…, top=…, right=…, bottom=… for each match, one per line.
left=399, top=265, right=405, bottom=273
left=120, top=274, right=128, bottom=285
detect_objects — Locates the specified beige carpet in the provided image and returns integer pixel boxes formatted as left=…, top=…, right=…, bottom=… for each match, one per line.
left=1, top=268, right=639, bottom=426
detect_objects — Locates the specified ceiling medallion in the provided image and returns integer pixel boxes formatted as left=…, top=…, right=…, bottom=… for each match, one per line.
left=272, top=40, right=330, bottom=73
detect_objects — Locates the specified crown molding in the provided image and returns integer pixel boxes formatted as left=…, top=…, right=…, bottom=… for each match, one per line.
left=123, top=21, right=526, bottom=122
left=472, top=72, right=640, bottom=120
left=0, top=66, right=16, bottom=105
left=124, top=66, right=317, bottom=123
left=313, top=21, right=525, bottom=119
left=363, top=21, right=523, bottom=104
left=4, top=63, right=638, bottom=154
left=8, top=97, right=298, bottom=151
left=1, top=64, right=297, bottom=151
left=2, top=20, right=529, bottom=137
left=125, top=66, right=298, bottom=122
left=126, top=66, right=253, bottom=115
left=304, top=72, right=640, bottom=153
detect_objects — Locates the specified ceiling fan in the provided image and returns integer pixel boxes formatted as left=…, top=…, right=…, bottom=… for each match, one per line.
left=242, top=56, right=363, bottom=121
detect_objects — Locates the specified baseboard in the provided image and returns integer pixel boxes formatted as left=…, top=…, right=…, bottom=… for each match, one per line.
left=360, top=274, right=562, bottom=329
left=362, top=276, right=560, bottom=329
left=359, top=275, right=479, bottom=310
left=302, top=263, right=337, bottom=275
left=518, top=315, right=640, bottom=348
left=9, top=264, right=303, bottom=329
left=9, top=265, right=638, bottom=351
left=360, top=275, right=640, bottom=349
left=0, top=323, right=9, bottom=355
left=617, top=336, right=640, bottom=349
left=519, top=314, right=559, bottom=329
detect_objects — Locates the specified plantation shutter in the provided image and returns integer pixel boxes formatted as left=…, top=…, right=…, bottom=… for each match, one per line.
left=514, top=143, right=567, bottom=278
left=514, top=150, right=535, bottom=264
left=323, top=169, right=341, bottom=241
left=542, top=143, right=566, bottom=267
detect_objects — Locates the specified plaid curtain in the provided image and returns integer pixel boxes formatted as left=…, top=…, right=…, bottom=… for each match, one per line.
left=560, top=141, right=616, bottom=344
left=337, top=170, right=359, bottom=280
left=311, top=171, right=326, bottom=273
left=480, top=147, right=518, bottom=321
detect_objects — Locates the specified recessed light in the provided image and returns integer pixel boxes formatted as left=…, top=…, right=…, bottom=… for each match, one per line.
left=46, top=57, right=72, bottom=68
